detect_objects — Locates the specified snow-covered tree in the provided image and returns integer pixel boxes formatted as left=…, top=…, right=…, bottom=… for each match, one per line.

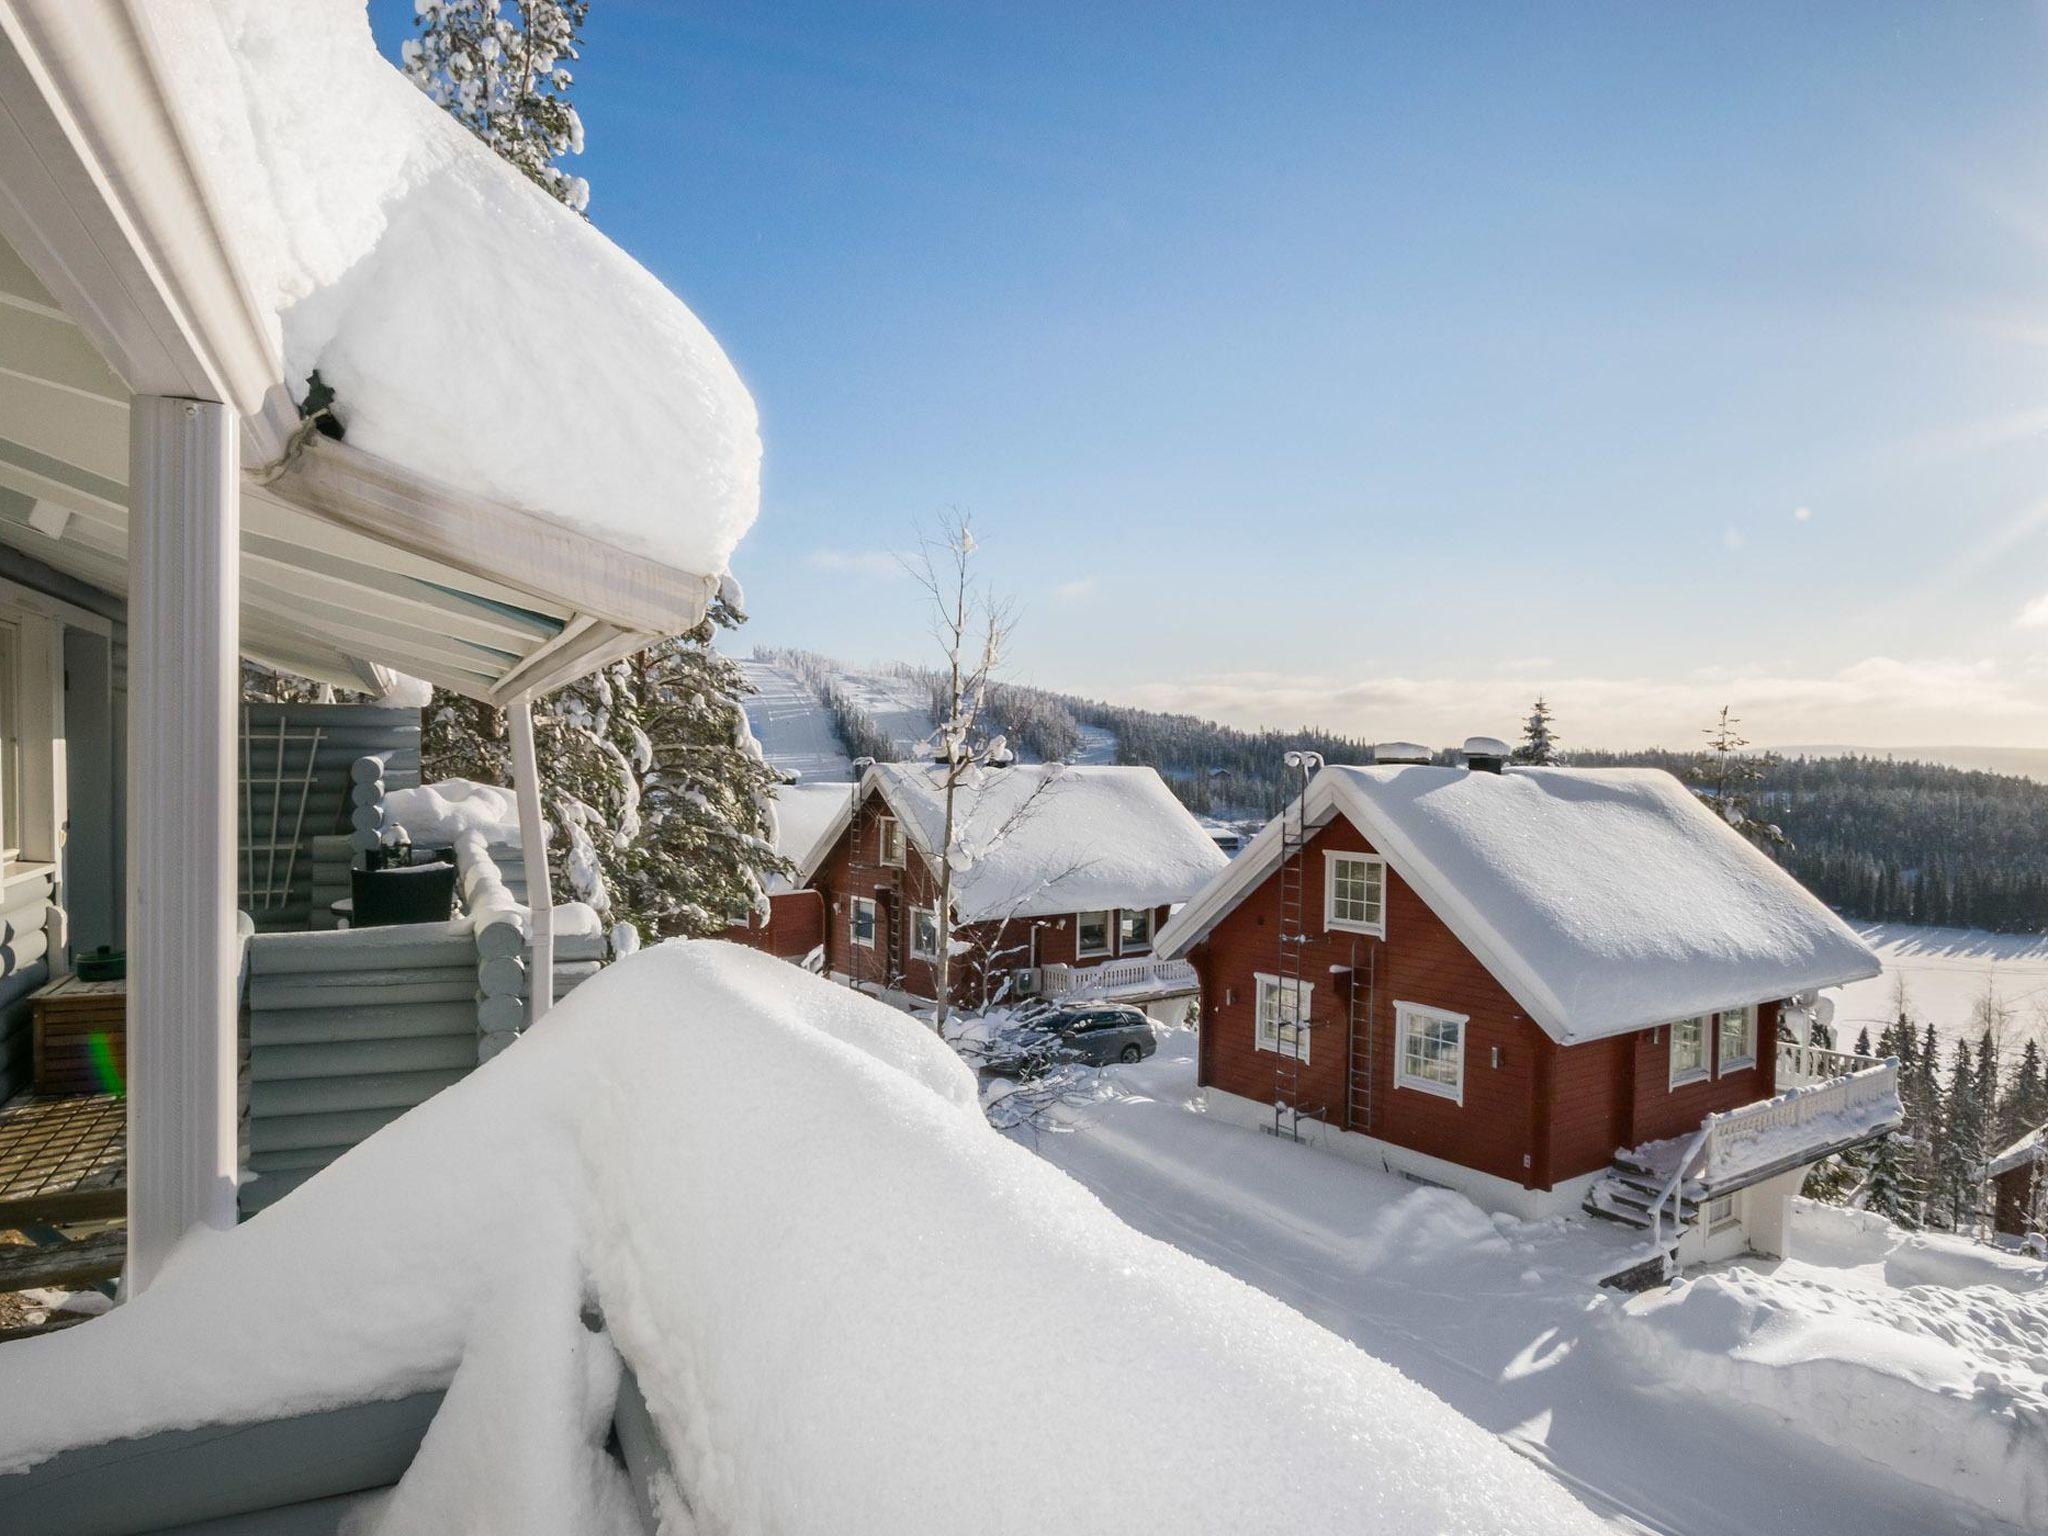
left=403, top=0, right=591, bottom=212
left=1853, top=1025, right=1872, bottom=1057
left=1938, top=1040, right=1985, bottom=1232
left=1688, top=706, right=1788, bottom=851
left=423, top=598, right=788, bottom=943
left=2008, top=1039, right=2046, bottom=1142
left=1511, top=697, right=1560, bottom=765
left=1862, top=1131, right=1913, bottom=1225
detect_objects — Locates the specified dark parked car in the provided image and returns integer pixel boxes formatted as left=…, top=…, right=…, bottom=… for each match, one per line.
left=981, top=1003, right=1158, bottom=1078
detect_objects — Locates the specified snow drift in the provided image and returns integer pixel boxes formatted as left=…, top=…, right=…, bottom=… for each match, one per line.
left=1600, top=1204, right=2048, bottom=1530
left=0, top=945, right=1609, bottom=1534
left=144, top=0, right=759, bottom=579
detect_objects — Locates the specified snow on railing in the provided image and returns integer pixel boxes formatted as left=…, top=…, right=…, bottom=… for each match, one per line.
left=1703, top=1059, right=1901, bottom=1185
left=1041, top=956, right=1198, bottom=999
left=1776, top=1039, right=1883, bottom=1087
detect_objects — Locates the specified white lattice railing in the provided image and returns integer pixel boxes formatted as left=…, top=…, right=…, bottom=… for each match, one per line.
left=1040, top=956, right=1198, bottom=999
left=1776, top=1039, right=1883, bottom=1086
left=1704, top=1059, right=1901, bottom=1184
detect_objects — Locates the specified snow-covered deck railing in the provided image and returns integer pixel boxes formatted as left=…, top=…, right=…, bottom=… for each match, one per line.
left=0, top=946, right=1616, bottom=1536
left=1703, top=1060, right=1902, bottom=1185
left=1040, top=956, right=1198, bottom=1000
left=1776, top=1038, right=1884, bottom=1087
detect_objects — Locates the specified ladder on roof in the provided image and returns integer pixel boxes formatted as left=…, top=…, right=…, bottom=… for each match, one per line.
left=1270, top=750, right=1325, bottom=1142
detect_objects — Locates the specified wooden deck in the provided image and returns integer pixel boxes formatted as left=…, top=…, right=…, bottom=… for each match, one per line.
left=0, top=1090, right=124, bottom=1228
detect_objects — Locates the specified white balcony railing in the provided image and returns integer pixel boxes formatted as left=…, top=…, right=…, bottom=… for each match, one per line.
left=1040, top=956, right=1198, bottom=1000
left=1704, top=1059, right=1902, bottom=1185
left=1776, top=1039, right=1884, bottom=1087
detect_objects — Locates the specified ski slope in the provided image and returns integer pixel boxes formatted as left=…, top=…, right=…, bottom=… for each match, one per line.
left=736, top=658, right=856, bottom=783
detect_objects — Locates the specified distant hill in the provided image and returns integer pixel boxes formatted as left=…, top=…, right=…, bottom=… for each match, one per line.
left=743, top=649, right=2048, bottom=934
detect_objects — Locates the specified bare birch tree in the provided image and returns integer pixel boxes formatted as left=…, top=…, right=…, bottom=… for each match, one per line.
left=904, top=512, right=1017, bottom=1027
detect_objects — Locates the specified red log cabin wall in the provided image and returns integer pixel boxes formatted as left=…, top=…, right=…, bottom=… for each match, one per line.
left=1993, top=1160, right=2042, bottom=1237
left=1193, top=815, right=1788, bottom=1192
left=814, top=788, right=1167, bottom=1006
left=722, top=888, right=825, bottom=961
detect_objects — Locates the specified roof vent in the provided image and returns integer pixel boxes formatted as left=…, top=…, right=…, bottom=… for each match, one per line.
left=1371, top=741, right=1433, bottom=766
left=1462, top=736, right=1511, bottom=774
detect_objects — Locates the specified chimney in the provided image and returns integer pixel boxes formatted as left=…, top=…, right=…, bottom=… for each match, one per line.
left=1462, top=736, right=1510, bottom=774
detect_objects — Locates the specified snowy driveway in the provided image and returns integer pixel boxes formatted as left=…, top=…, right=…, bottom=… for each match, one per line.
left=1019, top=1033, right=2044, bottom=1536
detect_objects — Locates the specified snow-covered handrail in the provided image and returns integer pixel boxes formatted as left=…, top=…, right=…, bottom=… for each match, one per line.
left=1703, top=1059, right=1901, bottom=1185
left=1041, top=957, right=1197, bottom=999
left=1776, top=1039, right=1883, bottom=1087
left=1647, top=1123, right=1710, bottom=1262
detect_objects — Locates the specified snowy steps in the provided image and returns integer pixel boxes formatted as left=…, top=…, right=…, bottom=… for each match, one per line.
left=1582, top=1164, right=1702, bottom=1232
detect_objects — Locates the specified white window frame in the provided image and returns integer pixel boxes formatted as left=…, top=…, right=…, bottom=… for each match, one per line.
left=877, top=816, right=906, bottom=869
left=1253, top=972, right=1313, bottom=1062
left=1706, top=1193, right=1739, bottom=1232
left=1668, top=1015, right=1709, bottom=1088
left=1715, top=1004, right=1756, bottom=1074
left=910, top=905, right=940, bottom=962
left=851, top=896, right=877, bottom=949
left=1076, top=909, right=1112, bottom=958
left=1393, top=1001, right=1467, bottom=1104
left=1323, top=851, right=1386, bottom=937
left=1117, top=907, right=1153, bottom=954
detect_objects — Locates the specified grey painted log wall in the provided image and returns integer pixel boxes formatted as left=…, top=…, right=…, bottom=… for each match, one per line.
left=242, top=922, right=477, bottom=1215
left=0, top=872, right=56, bottom=1102
left=240, top=704, right=421, bottom=934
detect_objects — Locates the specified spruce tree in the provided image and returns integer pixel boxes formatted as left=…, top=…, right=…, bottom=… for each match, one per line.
left=1512, top=697, right=1560, bottom=766
left=1938, top=1040, right=1983, bottom=1231
left=1688, top=706, right=1788, bottom=851
left=403, top=0, right=592, bottom=212
left=2011, top=1039, right=2046, bottom=1139
left=1863, top=1131, right=1912, bottom=1226
left=1853, top=1025, right=1872, bottom=1057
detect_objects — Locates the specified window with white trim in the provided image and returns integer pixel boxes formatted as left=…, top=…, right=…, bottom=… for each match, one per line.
left=1669, top=1015, right=1708, bottom=1086
left=910, top=906, right=940, bottom=962
left=1324, top=852, right=1385, bottom=936
left=1254, top=973, right=1312, bottom=1061
left=878, top=816, right=906, bottom=868
left=1076, top=910, right=1112, bottom=957
left=1716, top=1005, right=1756, bottom=1073
left=1118, top=908, right=1153, bottom=953
left=1706, top=1194, right=1738, bottom=1232
left=852, top=897, right=877, bottom=948
left=1394, top=1002, right=1466, bottom=1103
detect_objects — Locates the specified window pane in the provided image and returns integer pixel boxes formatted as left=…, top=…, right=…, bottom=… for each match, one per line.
left=1672, top=1017, right=1705, bottom=1073
left=1330, top=857, right=1382, bottom=927
left=1078, top=911, right=1110, bottom=952
left=1119, top=909, right=1152, bottom=948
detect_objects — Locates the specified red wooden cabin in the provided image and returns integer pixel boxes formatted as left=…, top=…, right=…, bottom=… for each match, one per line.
left=795, top=762, right=1226, bottom=1012
left=1154, top=751, right=1898, bottom=1272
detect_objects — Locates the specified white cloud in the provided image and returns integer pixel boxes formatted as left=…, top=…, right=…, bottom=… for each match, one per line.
left=806, top=548, right=906, bottom=579
left=1053, top=577, right=1096, bottom=601
left=1793, top=505, right=1812, bottom=522
left=1118, top=655, right=2048, bottom=751
left=2018, top=592, right=2048, bottom=629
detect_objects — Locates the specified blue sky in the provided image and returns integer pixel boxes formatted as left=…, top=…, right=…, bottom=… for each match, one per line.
left=371, top=2, right=2048, bottom=748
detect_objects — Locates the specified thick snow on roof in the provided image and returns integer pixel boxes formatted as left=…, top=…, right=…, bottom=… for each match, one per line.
left=0, top=945, right=1608, bottom=1535
left=762, top=780, right=853, bottom=894
left=867, top=762, right=1228, bottom=922
left=1162, top=764, right=1878, bottom=1043
left=383, top=779, right=522, bottom=848
left=149, top=0, right=759, bottom=577
left=1986, top=1123, right=2048, bottom=1180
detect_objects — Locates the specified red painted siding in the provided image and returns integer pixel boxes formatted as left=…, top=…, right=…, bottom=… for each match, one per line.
left=723, top=888, right=824, bottom=961
left=1198, top=815, right=1793, bottom=1190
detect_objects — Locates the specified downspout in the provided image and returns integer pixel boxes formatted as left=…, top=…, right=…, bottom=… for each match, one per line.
left=508, top=692, right=554, bottom=1026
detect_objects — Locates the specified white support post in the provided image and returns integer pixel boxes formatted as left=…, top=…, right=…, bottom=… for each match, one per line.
left=126, top=396, right=240, bottom=1293
left=508, top=692, right=554, bottom=1026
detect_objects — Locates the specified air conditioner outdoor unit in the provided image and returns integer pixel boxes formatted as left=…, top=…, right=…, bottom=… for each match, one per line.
left=1012, top=967, right=1042, bottom=997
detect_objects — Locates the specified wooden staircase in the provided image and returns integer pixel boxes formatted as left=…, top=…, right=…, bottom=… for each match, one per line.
left=1583, top=1149, right=1695, bottom=1289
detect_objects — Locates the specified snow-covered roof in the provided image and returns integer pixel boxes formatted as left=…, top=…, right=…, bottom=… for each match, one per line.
left=798, top=763, right=1228, bottom=923
left=151, top=0, right=758, bottom=577
left=383, top=779, right=524, bottom=848
left=1156, top=764, right=1880, bottom=1045
left=0, top=945, right=1611, bottom=1536
left=1985, top=1123, right=2048, bottom=1181
left=762, top=780, right=855, bottom=895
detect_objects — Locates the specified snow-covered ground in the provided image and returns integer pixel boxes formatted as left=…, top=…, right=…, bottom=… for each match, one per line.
left=1024, top=1030, right=2048, bottom=1536
left=1835, top=923, right=2048, bottom=1060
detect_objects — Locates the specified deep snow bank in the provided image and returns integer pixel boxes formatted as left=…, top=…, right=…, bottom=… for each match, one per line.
left=0, top=945, right=1609, bottom=1535
left=1600, top=1204, right=2048, bottom=1530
